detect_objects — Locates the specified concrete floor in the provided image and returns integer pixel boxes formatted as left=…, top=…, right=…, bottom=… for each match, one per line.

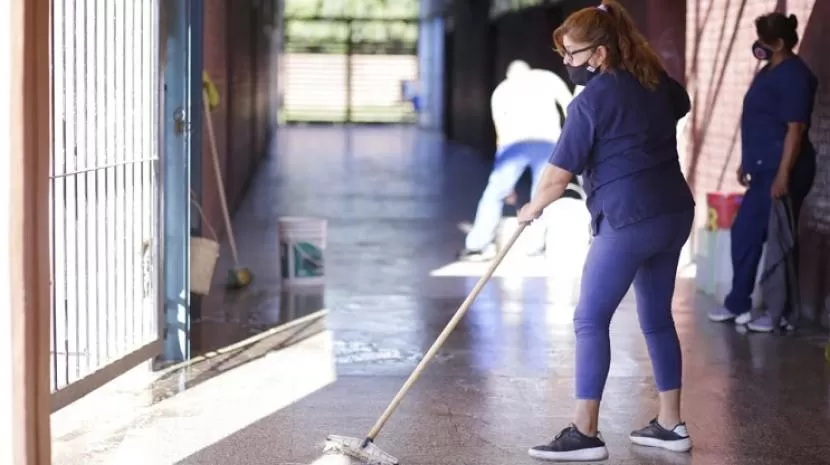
left=52, top=126, right=830, bottom=465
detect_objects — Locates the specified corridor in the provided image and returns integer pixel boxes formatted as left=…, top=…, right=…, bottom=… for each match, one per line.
left=53, top=127, right=830, bottom=465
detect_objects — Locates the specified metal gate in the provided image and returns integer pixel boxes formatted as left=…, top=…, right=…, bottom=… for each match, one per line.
left=282, top=17, right=419, bottom=123
left=49, top=0, right=163, bottom=411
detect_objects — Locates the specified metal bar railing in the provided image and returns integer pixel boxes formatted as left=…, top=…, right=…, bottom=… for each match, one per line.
left=49, top=0, right=161, bottom=397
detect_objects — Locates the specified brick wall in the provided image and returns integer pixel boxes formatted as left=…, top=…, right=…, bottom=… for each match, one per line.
left=676, top=0, right=830, bottom=325
left=200, top=0, right=277, bottom=239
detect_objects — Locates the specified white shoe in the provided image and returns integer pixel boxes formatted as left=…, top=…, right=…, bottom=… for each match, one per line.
left=734, top=312, right=753, bottom=325
left=708, top=307, right=738, bottom=323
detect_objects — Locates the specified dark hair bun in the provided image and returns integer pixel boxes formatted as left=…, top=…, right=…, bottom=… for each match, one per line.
left=787, top=14, right=798, bottom=30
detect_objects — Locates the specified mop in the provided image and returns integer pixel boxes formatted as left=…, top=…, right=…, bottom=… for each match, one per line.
left=324, top=224, right=528, bottom=465
left=202, top=71, right=253, bottom=289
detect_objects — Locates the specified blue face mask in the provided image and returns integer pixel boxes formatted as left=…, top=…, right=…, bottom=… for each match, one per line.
left=752, top=40, right=773, bottom=61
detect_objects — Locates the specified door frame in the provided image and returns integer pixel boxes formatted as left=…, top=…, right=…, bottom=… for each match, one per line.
left=9, top=0, right=54, bottom=461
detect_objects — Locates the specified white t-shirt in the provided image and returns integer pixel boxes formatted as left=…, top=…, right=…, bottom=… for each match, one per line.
left=491, top=69, right=575, bottom=148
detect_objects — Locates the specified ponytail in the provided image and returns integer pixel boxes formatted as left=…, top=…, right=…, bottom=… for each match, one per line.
left=553, top=0, right=665, bottom=90
left=600, top=0, right=665, bottom=89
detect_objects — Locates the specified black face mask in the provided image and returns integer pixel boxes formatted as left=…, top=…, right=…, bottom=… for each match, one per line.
left=752, top=40, right=773, bottom=61
left=566, top=63, right=599, bottom=86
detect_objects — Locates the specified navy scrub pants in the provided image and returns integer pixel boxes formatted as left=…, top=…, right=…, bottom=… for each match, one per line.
left=574, top=209, right=694, bottom=400
left=724, top=156, right=815, bottom=316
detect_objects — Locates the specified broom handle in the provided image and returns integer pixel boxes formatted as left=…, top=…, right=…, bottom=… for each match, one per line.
left=202, top=91, right=240, bottom=265
left=365, top=223, right=527, bottom=442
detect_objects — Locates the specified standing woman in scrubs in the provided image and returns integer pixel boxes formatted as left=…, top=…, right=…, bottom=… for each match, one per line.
left=708, top=13, right=817, bottom=330
left=516, top=0, right=695, bottom=461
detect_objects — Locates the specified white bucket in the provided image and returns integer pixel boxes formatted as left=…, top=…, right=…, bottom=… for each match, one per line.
left=278, top=217, right=327, bottom=288
left=694, top=228, right=764, bottom=308
left=190, top=236, right=220, bottom=295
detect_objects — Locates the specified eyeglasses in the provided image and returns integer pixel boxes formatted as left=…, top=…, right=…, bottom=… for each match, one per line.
left=558, top=44, right=597, bottom=63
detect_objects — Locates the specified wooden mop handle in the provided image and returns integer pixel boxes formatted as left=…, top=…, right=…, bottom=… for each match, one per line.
left=365, top=223, right=528, bottom=441
left=202, top=91, right=240, bottom=264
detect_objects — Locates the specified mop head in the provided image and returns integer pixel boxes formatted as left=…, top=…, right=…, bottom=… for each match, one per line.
left=226, top=268, right=253, bottom=289
left=323, top=435, right=399, bottom=465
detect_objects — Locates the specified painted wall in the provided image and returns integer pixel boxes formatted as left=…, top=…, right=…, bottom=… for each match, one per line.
left=418, top=16, right=446, bottom=130
left=201, top=0, right=279, bottom=239
left=445, top=0, right=495, bottom=153
left=420, top=0, right=449, bottom=128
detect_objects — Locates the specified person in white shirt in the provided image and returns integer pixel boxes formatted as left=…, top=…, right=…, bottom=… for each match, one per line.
left=460, top=60, right=577, bottom=261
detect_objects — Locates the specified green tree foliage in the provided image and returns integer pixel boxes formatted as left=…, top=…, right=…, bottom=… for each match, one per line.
left=285, top=0, right=419, bottom=19
left=490, top=0, right=549, bottom=18
left=285, top=0, right=419, bottom=50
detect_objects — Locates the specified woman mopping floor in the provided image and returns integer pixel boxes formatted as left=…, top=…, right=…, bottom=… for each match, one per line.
left=516, top=1, right=696, bottom=461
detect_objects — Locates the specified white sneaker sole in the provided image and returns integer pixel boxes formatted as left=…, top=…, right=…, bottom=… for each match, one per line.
left=746, top=319, right=791, bottom=333
left=747, top=323, right=774, bottom=333
left=528, top=446, right=609, bottom=462
left=708, top=312, right=736, bottom=323
left=737, top=313, right=791, bottom=331
left=629, top=435, right=692, bottom=452
left=734, top=312, right=753, bottom=325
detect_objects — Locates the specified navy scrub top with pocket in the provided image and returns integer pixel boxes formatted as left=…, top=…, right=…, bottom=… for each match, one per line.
left=741, top=56, right=818, bottom=175
left=548, top=70, right=695, bottom=235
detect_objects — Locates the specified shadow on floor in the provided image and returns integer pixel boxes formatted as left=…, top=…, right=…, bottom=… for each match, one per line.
left=150, top=305, right=328, bottom=405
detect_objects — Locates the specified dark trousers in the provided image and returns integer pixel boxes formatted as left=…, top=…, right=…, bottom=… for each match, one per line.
left=724, top=156, right=815, bottom=315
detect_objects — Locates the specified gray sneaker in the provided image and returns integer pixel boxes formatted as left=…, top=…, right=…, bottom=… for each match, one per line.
left=746, top=314, right=775, bottom=332
left=746, top=314, right=792, bottom=333
left=708, top=307, right=738, bottom=323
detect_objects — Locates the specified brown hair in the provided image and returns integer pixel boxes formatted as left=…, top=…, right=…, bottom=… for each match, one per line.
left=552, top=0, right=665, bottom=90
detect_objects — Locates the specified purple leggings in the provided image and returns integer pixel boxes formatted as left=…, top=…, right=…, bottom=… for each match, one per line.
left=574, top=209, right=693, bottom=400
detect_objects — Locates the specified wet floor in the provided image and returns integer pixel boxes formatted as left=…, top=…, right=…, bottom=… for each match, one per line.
left=52, top=126, right=830, bottom=465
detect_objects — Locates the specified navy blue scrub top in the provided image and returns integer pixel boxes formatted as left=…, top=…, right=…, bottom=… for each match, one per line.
left=549, top=70, right=695, bottom=233
left=741, top=56, right=818, bottom=175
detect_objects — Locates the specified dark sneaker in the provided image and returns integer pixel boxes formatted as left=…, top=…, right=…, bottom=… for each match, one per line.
left=457, top=244, right=497, bottom=262
left=528, top=425, right=609, bottom=462
left=629, top=418, right=692, bottom=452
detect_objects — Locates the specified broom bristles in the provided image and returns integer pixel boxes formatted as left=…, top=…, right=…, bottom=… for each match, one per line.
left=323, top=435, right=399, bottom=465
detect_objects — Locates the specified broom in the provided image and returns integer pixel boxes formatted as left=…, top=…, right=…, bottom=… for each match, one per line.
left=202, top=71, right=253, bottom=289
left=323, top=224, right=527, bottom=464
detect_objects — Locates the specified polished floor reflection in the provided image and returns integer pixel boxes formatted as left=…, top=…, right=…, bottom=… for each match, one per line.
left=52, top=127, right=830, bottom=465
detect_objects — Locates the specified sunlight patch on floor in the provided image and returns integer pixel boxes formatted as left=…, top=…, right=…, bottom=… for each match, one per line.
left=56, top=331, right=338, bottom=465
